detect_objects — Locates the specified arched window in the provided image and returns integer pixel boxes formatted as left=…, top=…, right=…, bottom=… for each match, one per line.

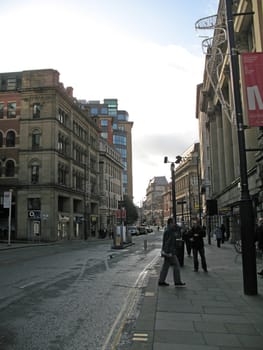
left=5, top=160, right=15, bottom=177
left=0, top=132, right=3, bottom=147
left=6, top=131, right=15, bottom=147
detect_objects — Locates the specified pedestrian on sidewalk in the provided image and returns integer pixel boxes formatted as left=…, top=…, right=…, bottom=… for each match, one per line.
left=214, top=225, right=223, bottom=248
left=188, top=219, right=208, bottom=272
left=220, top=223, right=226, bottom=243
left=182, top=224, right=192, bottom=257
left=158, top=218, right=186, bottom=287
left=255, top=217, right=263, bottom=277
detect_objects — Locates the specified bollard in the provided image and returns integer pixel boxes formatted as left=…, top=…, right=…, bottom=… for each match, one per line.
left=144, top=239, right=147, bottom=250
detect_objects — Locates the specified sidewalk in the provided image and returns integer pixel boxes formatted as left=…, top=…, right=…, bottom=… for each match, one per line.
left=0, top=240, right=61, bottom=250
left=130, top=242, right=263, bottom=350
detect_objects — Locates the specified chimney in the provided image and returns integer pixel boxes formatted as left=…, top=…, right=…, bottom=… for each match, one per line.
left=66, top=86, right=73, bottom=97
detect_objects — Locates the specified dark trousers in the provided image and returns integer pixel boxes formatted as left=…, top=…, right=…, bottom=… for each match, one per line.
left=184, top=239, right=192, bottom=256
left=217, top=239, right=221, bottom=248
left=159, top=255, right=182, bottom=284
left=193, top=247, right=207, bottom=271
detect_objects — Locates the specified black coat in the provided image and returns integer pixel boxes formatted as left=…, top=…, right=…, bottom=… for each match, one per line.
left=188, top=225, right=206, bottom=249
left=162, top=225, right=180, bottom=256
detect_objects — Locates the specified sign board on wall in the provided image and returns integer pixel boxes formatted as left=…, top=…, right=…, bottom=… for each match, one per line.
left=3, top=191, right=11, bottom=208
left=241, top=52, right=263, bottom=126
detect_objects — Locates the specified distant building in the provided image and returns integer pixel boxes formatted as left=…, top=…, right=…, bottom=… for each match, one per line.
left=84, top=99, right=134, bottom=200
left=144, top=176, right=168, bottom=225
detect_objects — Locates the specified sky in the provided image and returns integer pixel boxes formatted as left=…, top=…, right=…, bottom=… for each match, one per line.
left=1, top=0, right=219, bottom=205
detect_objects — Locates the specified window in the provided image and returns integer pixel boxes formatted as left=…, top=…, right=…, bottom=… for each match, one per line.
left=0, top=103, right=4, bottom=118
left=28, top=198, right=41, bottom=210
left=7, top=78, right=16, bottom=90
left=57, top=133, right=68, bottom=155
left=6, top=131, right=15, bottom=147
left=90, top=107, right=98, bottom=115
left=0, top=132, right=3, bottom=147
left=101, top=132, right=108, bottom=139
left=32, top=130, right=41, bottom=149
left=5, top=160, right=15, bottom=177
left=33, top=103, right=41, bottom=118
left=115, top=147, right=127, bottom=157
left=113, top=135, right=126, bottom=145
left=100, top=107, right=108, bottom=115
left=101, top=119, right=108, bottom=126
left=31, top=165, right=39, bottom=184
left=7, top=102, right=16, bottom=118
left=58, top=164, right=68, bottom=185
left=58, top=108, right=68, bottom=125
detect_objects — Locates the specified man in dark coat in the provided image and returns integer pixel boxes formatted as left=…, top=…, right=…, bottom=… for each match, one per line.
left=158, top=218, right=186, bottom=287
left=188, top=219, right=208, bottom=272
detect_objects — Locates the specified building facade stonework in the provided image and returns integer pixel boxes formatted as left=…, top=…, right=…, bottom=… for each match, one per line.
left=0, top=69, right=129, bottom=241
left=196, top=0, right=263, bottom=238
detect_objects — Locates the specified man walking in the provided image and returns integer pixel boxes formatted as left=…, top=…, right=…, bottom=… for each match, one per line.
left=158, top=218, right=186, bottom=287
left=188, top=219, right=208, bottom=272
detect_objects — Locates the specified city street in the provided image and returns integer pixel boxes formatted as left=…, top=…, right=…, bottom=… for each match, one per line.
left=0, top=230, right=162, bottom=350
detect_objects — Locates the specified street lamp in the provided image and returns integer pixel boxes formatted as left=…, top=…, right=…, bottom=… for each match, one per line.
left=225, top=0, right=257, bottom=295
left=164, top=156, right=178, bottom=222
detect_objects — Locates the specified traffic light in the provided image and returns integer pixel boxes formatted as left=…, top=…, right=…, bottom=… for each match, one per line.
left=175, top=155, right=182, bottom=164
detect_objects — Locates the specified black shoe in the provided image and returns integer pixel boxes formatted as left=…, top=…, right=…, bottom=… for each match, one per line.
left=194, top=269, right=198, bottom=272
left=158, top=281, right=169, bottom=286
left=203, top=268, right=208, bottom=272
left=258, top=271, right=263, bottom=276
left=175, top=282, right=186, bottom=287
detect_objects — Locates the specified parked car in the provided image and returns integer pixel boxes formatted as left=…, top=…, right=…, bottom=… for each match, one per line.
left=138, top=225, right=147, bottom=235
left=127, top=226, right=139, bottom=236
left=146, top=226, right=153, bottom=233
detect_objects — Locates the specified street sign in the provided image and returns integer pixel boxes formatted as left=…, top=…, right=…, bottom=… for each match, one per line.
left=4, top=191, right=11, bottom=208
left=28, top=210, right=41, bottom=219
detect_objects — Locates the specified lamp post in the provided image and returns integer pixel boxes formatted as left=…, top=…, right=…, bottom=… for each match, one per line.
left=164, top=157, right=177, bottom=222
left=225, top=0, right=257, bottom=295
left=196, top=156, right=202, bottom=223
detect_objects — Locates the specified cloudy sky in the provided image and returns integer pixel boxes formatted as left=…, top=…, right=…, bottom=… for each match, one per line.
left=1, top=0, right=219, bottom=205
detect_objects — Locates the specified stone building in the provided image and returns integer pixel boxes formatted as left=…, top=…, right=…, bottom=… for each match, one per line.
left=175, top=143, right=202, bottom=227
left=0, top=69, right=122, bottom=241
left=143, top=176, right=168, bottom=225
left=196, top=0, right=263, bottom=239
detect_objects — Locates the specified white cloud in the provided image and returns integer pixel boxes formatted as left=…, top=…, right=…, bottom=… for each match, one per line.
left=0, top=0, right=206, bottom=204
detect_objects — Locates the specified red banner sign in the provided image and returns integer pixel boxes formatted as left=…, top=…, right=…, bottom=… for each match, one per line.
left=241, top=52, right=263, bottom=126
